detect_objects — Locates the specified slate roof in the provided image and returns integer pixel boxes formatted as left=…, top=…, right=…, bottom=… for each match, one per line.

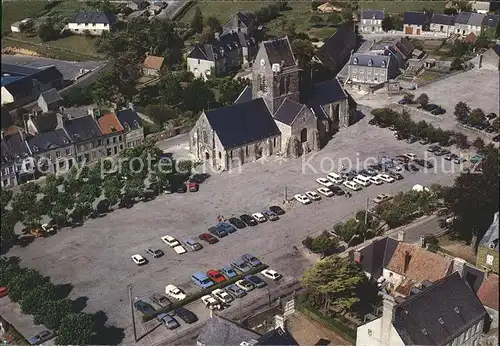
left=1, top=107, right=14, bottom=130
left=455, top=12, right=472, bottom=25
left=352, top=236, right=399, bottom=277
left=32, top=112, right=58, bottom=133
left=143, top=55, right=164, bottom=71
left=263, top=37, right=296, bottom=68
left=235, top=11, right=254, bottom=28
left=27, top=129, right=72, bottom=153
left=187, top=45, right=209, bottom=60
left=257, top=327, right=299, bottom=345
left=39, top=88, right=62, bottom=105
left=431, top=14, right=456, bottom=25
left=350, top=52, right=391, bottom=68
left=306, top=78, right=348, bottom=107
left=386, top=242, right=453, bottom=283
left=360, top=9, right=385, bottom=20
left=393, top=272, right=487, bottom=346
left=234, top=85, right=252, bottom=104
left=188, top=33, right=242, bottom=61
left=468, top=13, right=486, bottom=26
left=318, top=21, right=356, bottom=72
left=403, top=11, right=431, bottom=26
left=98, top=113, right=124, bottom=135
left=70, top=11, right=116, bottom=25
left=64, top=115, right=103, bottom=142
left=116, top=109, right=142, bottom=130
left=477, top=273, right=499, bottom=311
left=205, top=98, right=279, bottom=149
left=482, top=14, right=500, bottom=28
left=197, top=316, right=260, bottom=346
left=274, top=98, right=304, bottom=126
left=236, top=31, right=256, bottom=48
left=2, top=132, right=31, bottom=161
left=1, top=64, right=63, bottom=99
left=479, top=212, right=499, bottom=252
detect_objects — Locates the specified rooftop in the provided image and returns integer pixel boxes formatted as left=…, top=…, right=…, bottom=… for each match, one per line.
left=360, top=9, right=385, bottom=20
left=274, top=98, right=304, bottom=126
left=115, top=108, right=142, bottom=130
left=262, top=36, right=296, bottom=68
left=197, top=315, right=261, bottom=346
left=479, top=212, right=499, bottom=252
left=97, top=113, right=124, bottom=135
left=70, top=11, right=116, bottom=25
left=476, top=273, right=499, bottom=311
left=403, top=11, right=431, bottom=26
left=143, top=55, right=164, bottom=71
left=430, top=13, right=456, bottom=26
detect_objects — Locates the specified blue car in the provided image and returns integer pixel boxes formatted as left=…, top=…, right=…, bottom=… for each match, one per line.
left=226, top=284, right=246, bottom=298
left=241, top=254, right=261, bottom=267
left=221, top=266, right=238, bottom=279
left=217, top=222, right=236, bottom=234
left=245, top=275, right=267, bottom=288
left=231, top=258, right=251, bottom=273
left=191, top=271, right=214, bottom=289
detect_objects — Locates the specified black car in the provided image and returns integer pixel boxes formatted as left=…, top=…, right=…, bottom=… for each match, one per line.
left=176, top=184, right=187, bottom=193
left=175, top=307, right=198, bottom=324
left=486, top=112, right=497, bottom=120
left=423, top=104, right=438, bottom=111
left=240, top=214, right=258, bottom=226
left=414, top=159, right=434, bottom=168
left=427, top=145, right=441, bottom=153
left=434, top=149, right=448, bottom=156
left=389, top=172, right=404, bottom=180
left=329, top=185, right=345, bottom=195
left=368, top=118, right=377, bottom=125
left=134, top=300, right=155, bottom=315
left=475, top=122, right=488, bottom=130
left=485, top=126, right=495, bottom=133
left=405, top=136, right=418, bottom=144
left=228, top=217, right=246, bottom=229
left=431, top=106, right=446, bottom=115
left=269, top=205, right=285, bottom=215
left=419, top=138, right=431, bottom=145
left=209, top=226, right=227, bottom=238
left=245, top=275, right=267, bottom=288
left=404, top=163, right=419, bottom=172
left=493, top=135, right=499, bottom=142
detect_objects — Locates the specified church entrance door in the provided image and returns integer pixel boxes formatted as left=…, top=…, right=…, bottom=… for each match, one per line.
left=300, top=128, right=308, bottom=143
left=205, top=152, right=210, bottom=160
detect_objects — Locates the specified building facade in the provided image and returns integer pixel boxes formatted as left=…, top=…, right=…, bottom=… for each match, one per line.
left=359, top=10, right=385, bottom=33
left=403, top=11, right=431, bottom=35
left=476, top=212, right=499, bottom=274
left=68, top=11, right=116, bottom=36
left=317, top=21, right=357, bottom=76
left=430, top=14, right=456, bottom=35
left=347, top=53, right=399, bottom=89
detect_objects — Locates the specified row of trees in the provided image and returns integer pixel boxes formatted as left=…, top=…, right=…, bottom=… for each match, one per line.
left=302, top=231, right=340, bottom=258
left=333, top=210, right=380, bottom=247
left=0, top=261, right=122, bottom=344
left=454, top=101, right=499, bottom=130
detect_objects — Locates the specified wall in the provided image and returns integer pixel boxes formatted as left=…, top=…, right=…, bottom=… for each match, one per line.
left=68, top=22, right=111, bottom=35
left=103, top=133, right=125, bottom=156
left=125, top=127, right=144, bottom=148
left=290, top=106, right=319, bottom=151
left=476, top=245, right=499, bottom=274
left=187, top=58, right=215, bottom=80
left=75, top=139, right=106, bottom=165
left=485, top=306, right=498, bottom=331
left=0, top=162, right=17, bottom=187
left=404, top=24, right=423, bottom=35
left=1, top=87, right=14, bottom=105
left=356, top=318, right=405, bottom=346
left=382, top=268, right=405, bottom=289
left=430, top=23, right=454, bottom=35
left=34, top=145, right=76, bottom=174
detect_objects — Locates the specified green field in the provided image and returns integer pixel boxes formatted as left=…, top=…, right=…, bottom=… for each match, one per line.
left=179, top=1, right=275, bottom=24
left=359, top=1, right=446, bottom=14
left=1, top=0, right=48, bottom=34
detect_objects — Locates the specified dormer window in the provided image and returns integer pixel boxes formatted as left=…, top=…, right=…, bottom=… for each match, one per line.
left=353, top=58, right=358, bottom=65
left=381, top=60, right=386, bottom=68
left=368, top=59, right=373, bottom=67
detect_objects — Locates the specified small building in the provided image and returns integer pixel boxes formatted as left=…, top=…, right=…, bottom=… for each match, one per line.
left=127, top=0, right=149, bottom=11
left=37, top=88, right=63, bottom=113
left=222, top=11, right=255, bottom=37
left=1, top=128, right=33, bottom=188
left=467, top=13, right=486, bottom=37
left=471, top=1, right=491, bottom=14
left=478, top=47, right=500, bottom=70
left=97, top=113, right=126, bottom=157
left=64, top=109, right=105, bottom=165
left=115, top=107, right=144, bottom=148
left=359, top=10, right=385, bottom=33
left=454, top=12, right=472, bottom=35
left=142, top=55, right=164, bottom=77
left=68, top=11, right=117, bottom=36
left=10, top=18, right=33, bottom=33
left=464, top=32, right=477, bottom=44
left=347, top=53, right=399, bottom=89
left=403, top=11, right=431, bottom=35
left=430, top=14, right=456, bottom=35
left=476, top=212, right=499, bottom=274
left=317, top=21, right=357, bottom=76
left=477, top=273, right=499, bottom=330
left=317, top=2, right=342, bottom=13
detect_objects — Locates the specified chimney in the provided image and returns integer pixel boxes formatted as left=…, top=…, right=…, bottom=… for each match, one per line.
left=420, top=236, right=426, bottom=248
left=397, top=230, right=405, bottom=242
left=403, top=251, right=411, bottom=274
left=87, top=106, right=100, bottom=119
left=452, top=257, right=466, bottom=278
left=353, top=250, right=362, bottom=263
left=128, top=102, right=135, bottom=111
left=381, top=295, right=397, bottom=342
left=56, top=113, right=66, bottom=130
left=215, top=31, right=220, bottom=40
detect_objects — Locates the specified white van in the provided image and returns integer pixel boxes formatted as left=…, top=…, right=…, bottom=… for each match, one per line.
left=327, top=172, right=344, bottom=184
left=353, top=175, right=372, bottom=187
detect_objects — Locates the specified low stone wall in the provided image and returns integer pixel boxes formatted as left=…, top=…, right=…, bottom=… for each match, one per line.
left=145, top=125, right=192, bottom=142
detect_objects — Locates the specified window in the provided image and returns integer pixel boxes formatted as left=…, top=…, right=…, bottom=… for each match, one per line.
left=218, top=152, right=222, bottom=159
left=104, top=23, right=108, bottom=27
left=120, top=144, right=123, bottom=150
left=66, top=148, right=71, bottom=155
left=106, top=139, right=110, bottom=145
left=92, top=151, right=97, bottom=158
left=113, top=137, right=116, bottom=144
left=230, top=150, right=233, bottom=159
left=198, top=59, right=200, bottom=64
left=353, top=58, right=358, bottom=65
left=259, top=74, right=267, bottom=93
left=47, top=154, right=52, bottom=160
left=97, top=140, right=102, bottom=146
left=59, top=161, right=65, bottom=169
left=368, top=329, right=372, bottom=336
left=245, top=146, right=249, bottom=156
left=119, top=135, right=123, bottom=142
left=486, top=254, right=494, bottom=265
left=273, top=137, right=276, bottom=147
left=466, top=328, right=471, bottom=340
left=56, top=151, right=61, bottom=158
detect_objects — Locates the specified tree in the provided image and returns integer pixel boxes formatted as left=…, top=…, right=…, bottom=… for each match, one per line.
left=326, top=13, right=342, bottom=26
left=7, top=269, right=49, bottom=302
left=103, top=176, right=123, bottom=206
left=450, top=57, right=463, bottom=71
left=444, top=8, right=458, bottom=15
left=205, top=16, right=221, bottom=31
left=300, top=256, right=366, bottom=314
left=291, top=38, right=315, bottom=70
left=454, top=101, right=470, bottom=123
left=341, top=7, right=353, bottom=21
left=38, top=21, right=58, bottom=42
left=217, top=78, right=250, bottom=106
left=199, top=26, right=215, bottom=43
left=144, top=103, right=177, bottom=125
left=309, top=15, right=324, bottom=27
left=35, top=298, right=75, bottom=329
left=381, top=16, right=394, bottom=31
left=417, top=93, right=429, bottom=107
left=309, top=231, right=339, bottom=258
left=159, top=74, right=184, bottom=106
left=402, top=93, right=414, bottom=103
left=473, top=137, right=485, bottom=151
left=182, top=79, right=216, bottom=112
left=468, top=108, right=486, bottom=126
left=1, top=189, right=13, bottom=213
left=20, top=283, right=57, bottom=316
left=191, top=7, right=204, bottom=33
left=454, top=133, right=469, bottom=149
left=56, top=313, right=94, bottom=345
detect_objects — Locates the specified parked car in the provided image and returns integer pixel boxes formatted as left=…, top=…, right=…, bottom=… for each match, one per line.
left=252, top=212, right=267, bottom=223
left=316, top=177, right=333, bottom=187
left=329, top=185, right=345, bottom=195
left=404, top=163, right=420, bottom=172
left=217, top=221, right=237, bottom=234
left=134, top=300, right=155, bottom=315
left=207, top=269, right=226, bottom=284
left=199, top=233, right=219, bottom=244
left=191, top=272, right=214, bottom=289
left=131, top=254, right=147, bottom=265
left=389, top=172, right=404, bottom=180
left=414, top=158, right=433, bottom=168
left=444, top=153, right=458, bottom=161
left=427, top=144, right=441, bottom=153
left=373, top=194, right=392, bottom=204
left=245, top=275, right=267, bottom=288
left=157, top=313, right=180, bottom=329
left=150, top=293, right=172, bottom=308
left=453, top=156, right=466, bottom=164
left=492, top=135, right=499, bottom=142
left=263, top=210, right=279, bottom=221
left=225, top=284, right=247, bottom=298
left=145, top=248, right=164, bottom=258
left=208, top=227, right=227, bottom=238
left=405, top=136, right=418, bottom=144
left=434, top=149, right=450, bottom=156
left=212, top=288, right=234, bottom=303
left=327, top=172, right=344, bottom=183
left=176, top=184, right=187, bottom=193
left=27, top=330, right=55, bottom=345
left=398, top=98, right=410, bottom=104
left=430, top=106, right=446, bottom=115
left=173, top=244, right=187, bottom=254
left=261, top=269, right=282, bottom=280
left=174, top=307, right=198, bottom=323
left=403, top=153, right=417, bottom=160
left=294, top=194, right=311, bottom=205
left=305, top=190, right=321, bottom=201
left=269, top=205, right=285, bottom=215
left=231, top=259, right=251, bottom=273
left=188, top=182, right=199, bottom=192
left=486, top=112, right=497, bottom=120
left=161, top=235, right=180, bottom=247
left=470, top=154, right=485, bottom=164
left=368, top=118, right=378, bottom=125
left=242, top=253, right=261, bottom=267
left=317, top=187, right=334, bottom=197
left=240, top=214, right=258, bottom=226
left=201, top=295, right=223, bottom=310
left=377, top=174, right=395, bottom=183
left=369, top=176, right=383, bottom=185
left=184, top=238, right=203, bottom=251
left=235, top=279, right=255, bottom=292
left=165, top=284, right=186, bottom=300
left=0, top=287, right=8, bottom=298
left=228, top=217, right=246, bottom=229
left=343, top=181, right=361, bottom=191
left=419, top=138, right=430, bottom=145
left=485, top=126, right=495, bottom=133
left=220, top=266, right=238, bottom=279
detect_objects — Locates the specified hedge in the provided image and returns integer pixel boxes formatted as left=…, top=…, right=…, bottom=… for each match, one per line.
left=141, top=264, right=269, bottom=322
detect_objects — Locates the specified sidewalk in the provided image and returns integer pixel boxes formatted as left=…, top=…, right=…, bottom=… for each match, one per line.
left=0, top=297, right=46, bottom=341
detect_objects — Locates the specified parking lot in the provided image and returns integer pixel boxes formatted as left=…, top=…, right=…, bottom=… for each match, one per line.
left=7, top=114, right=464, bottom=345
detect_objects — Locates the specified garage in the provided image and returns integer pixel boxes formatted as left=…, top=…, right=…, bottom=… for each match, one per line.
left=405, top=26, right=413, bottom=35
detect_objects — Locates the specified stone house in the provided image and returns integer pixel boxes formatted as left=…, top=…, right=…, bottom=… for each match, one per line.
left=475, top=212, right=499, bottom=274
left=115, top=108, right=144, bottom=148
left=430, top=13, right=456, bottom=35
left=454, top=12, right=472, bottom=35
left=317, top=21, right=357, bottom=76
left=222, top=11, right=255, bottom=37
left=403, top=11, right=431, bottom=35
left=37, top=88, right=63, bottom=113
left=481, top=14, right=500, bottom=35
left=356, top=272, right=487, bottom=346
left=142, top=55, right=164, bottom=77
left=359, top=10, right=385, bottom=33
left=189, top=36, right=355, bottom=170
left=0, top=128, right=33, bottom=188
left=478, top=47, right=500, bottom=70
left=346, top=53, right=399, bottom=90
left=468, top=13, right=486, bottom=37
left=97, top=113, right=126, bottom=157
left=68, top=11, right=116, bottom=36
left=127, top=0, right=149, bottom=11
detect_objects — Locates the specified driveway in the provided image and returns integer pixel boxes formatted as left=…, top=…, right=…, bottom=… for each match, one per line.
left=6, top=114, right=463, bottom=344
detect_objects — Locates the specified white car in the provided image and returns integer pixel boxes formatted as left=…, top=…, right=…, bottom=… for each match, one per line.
left=373, top=194, right=392, bottom=204
left=201, top=295, right=222, bottom=310
left=305, top=191, right=321, bottom=201
left=343, top=180, right=361, bottom=191
left=316, top=177, right=333, bottom=187
left=294, top=194, right=311, bottom=205
left=235, top=279, right=255, bottom=292
left=404, top=153, right=417, bottom=160
left=161, top=235, right=180, bottom=247
left=212, top=288, right=233, bottom=304
left=131, top=254, right=147, bottom=265
left=41, top=223, right=55, bottom=232
left=393, top=165, right=403, bottom=172
left=317, top=187, right=334, bottom=197
left=165, top=284, right=186, bottom=300
left=377, top=174, right=395, bottom=183
left=369, top=176, right=383, bottom=185
left=261, top=269, right=282, bottom=281
left=327, top=172, right=344, bottom=184
left=252, top=212, right=267, bottom=223
left=173, top=245, right=187, bottom=254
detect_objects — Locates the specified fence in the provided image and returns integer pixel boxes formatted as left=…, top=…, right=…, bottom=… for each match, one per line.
left=456, top=123, right=496, bottom=139
left=393, top=103, right=444, bottom=121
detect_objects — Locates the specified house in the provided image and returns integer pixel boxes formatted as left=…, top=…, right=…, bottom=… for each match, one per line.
left=481, top=14, right=500, bottom=34
left=430, top=14, right=456, bottom=35
left=403, top=11, right=431, bottom=35
left=464, top=32, right=477, bottom=43
left=68, top=11, right=117, bottom=36
left=478, top=47, right=500, bottom=70
left=351, top=235, right=400, bottom=279
left=37, top=88, right=63, bottom=113
left=477, top=273, right=499, bottom=330
left=317, top=21, right=357, bottom=75
left=10, top=18, right=33, bottom=33
left=189, top=36, right=355, bottom=170
left=471, top=1, right=491, bottom=14
left=1, top=63, right=63, bottom=108
left=467, top=13, right=486, bottom=36
left=97, top=113, right=126, bottom=157
left=346, top=53, right=399, bottom=89
left=115, top=107, right=144, bottom=148
left=359, top=10, right=385, bottom=33
left=142, top=55, right=164, bottom=77
left=475, top=212, right=499, bottom=274
left=356, top=272, right=487, bottom=346
left=316, top=2, right=342, bottom=13
left=454, top=12, right=473, bottom=35
left=222, top=11, right=255, bottom=36
left=1, top=128, right=33, bottom=188
left=127, top=0, right=149, bottom=11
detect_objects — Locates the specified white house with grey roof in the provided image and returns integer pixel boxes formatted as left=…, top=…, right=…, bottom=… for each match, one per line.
left=68, top=11, right=116, bottom=35
left=430, top=14, right=456, bottom=35
left=468, top=13, right=487, bottom=36
left=346, top=52, right=399, bottom=89
left=359, top=10, right=385, bottom=33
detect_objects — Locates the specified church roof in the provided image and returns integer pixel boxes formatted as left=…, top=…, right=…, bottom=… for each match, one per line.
left=205, top=98, right=279, bottom=149
left=262, top=36, right=296, bottom=68
left=234, top=85, right=252, bottom=104
left=274, top=98, right=304, bottom=125
left=306, top=78, right=348, bottom=106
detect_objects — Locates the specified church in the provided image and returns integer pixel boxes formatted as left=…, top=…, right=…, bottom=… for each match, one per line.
left=189, top=36, right=357, bottom=170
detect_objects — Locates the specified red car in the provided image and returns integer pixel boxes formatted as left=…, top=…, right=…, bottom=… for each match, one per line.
left=0, top=287, right=8, bottom=298
left=199, top=233, right=219, bottom=244
left=207, top=270, right=226, bottom=284
left=188, top=182, right=199, bottom=192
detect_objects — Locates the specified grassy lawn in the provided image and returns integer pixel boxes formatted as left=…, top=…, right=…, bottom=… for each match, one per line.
left=1, top=0, right=48, bottom=34
left=436, top=234, right=477, bottom=264
left=179, top=0, right=268, bottom=23
left=359, top=1, right=446, bottom=14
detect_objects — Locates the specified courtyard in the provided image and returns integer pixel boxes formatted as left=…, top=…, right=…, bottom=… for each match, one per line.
left=6, top=114, right=463, bottom=345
